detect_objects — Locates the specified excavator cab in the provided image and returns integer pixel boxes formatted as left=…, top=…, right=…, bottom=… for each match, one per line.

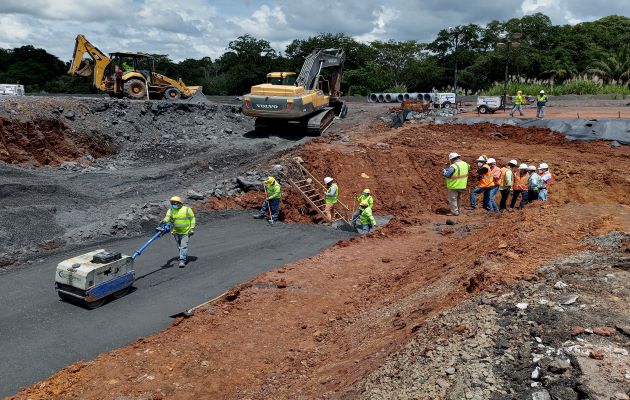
left=266, top=72, right=297, bottom=86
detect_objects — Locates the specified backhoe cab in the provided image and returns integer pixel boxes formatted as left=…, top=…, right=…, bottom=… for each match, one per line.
left=243, top=48, right=347, bottom=136
left=68, top=34, right=201, bottom=100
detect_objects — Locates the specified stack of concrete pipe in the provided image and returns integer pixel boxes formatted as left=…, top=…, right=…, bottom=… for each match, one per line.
left=367, top=92, right=433, bottom=103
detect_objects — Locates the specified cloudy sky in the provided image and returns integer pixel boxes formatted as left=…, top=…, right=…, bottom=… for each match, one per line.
left=0, top=0, right=627, bottom=62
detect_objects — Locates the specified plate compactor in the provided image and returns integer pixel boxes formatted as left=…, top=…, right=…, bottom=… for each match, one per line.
left=55, top=222, right=172, bottom=309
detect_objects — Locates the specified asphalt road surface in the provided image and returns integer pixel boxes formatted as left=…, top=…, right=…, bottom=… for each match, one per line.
left=0, top=212, right=355, bottom=397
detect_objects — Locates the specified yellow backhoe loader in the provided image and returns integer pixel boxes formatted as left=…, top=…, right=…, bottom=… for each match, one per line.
left=68, top=34, right=201, bottom=100
left=242, top=48, right=347, bottom=136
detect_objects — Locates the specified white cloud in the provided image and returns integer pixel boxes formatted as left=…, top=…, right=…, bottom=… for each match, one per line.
left=0, top=0, right=626, bottom=61
left=0, top=0, right=128, bottom=21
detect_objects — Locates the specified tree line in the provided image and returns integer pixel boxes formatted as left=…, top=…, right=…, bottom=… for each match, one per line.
left=1, top=13, right=628, bottom=96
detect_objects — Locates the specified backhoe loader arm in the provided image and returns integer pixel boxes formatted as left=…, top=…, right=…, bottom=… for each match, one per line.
left=295, top=49, right=346, bottom=95
left=68, top=34, right=111, bottom=90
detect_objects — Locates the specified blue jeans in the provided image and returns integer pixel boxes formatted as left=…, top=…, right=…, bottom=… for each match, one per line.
left=351, top=210, right=361, bottom=223
left=537, top=105, right=546, bottom=118
left=173, top=234, right=189, bottom=262
left=511, top=104, right=523, bottom=116
left=470, top=187, right=491, bottom=210
left=538, top=188, right=548, bottom=201
left=258, top=198, right=280, bottom=221
left=488, top=186, right=499, bottom=212
left=358, top=224, right=373, bottom=234
left=510, top=190, right=528, bottom=209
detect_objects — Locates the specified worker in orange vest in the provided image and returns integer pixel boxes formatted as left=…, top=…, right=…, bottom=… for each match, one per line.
left=510, top=164, right=530, bottom=209
left=469, top=155, right=494, bottom=210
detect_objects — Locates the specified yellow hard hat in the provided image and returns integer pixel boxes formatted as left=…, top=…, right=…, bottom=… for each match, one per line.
left=170, top=196, right=183, bottom=204
left=360, top=200, right=369, bottom=207
left=264, top=176, right=276, bottom=184
left=363, top=188, right=371, bottom=194
left=517, top=90, right=523, bottom=94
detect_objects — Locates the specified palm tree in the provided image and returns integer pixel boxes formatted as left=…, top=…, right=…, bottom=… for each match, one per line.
left=540, top=63, right=577, bottom=86
left=586, top=45, right=630, bottom=85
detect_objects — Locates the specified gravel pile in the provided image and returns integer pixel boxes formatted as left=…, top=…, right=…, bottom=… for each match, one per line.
left=354, top=232, right=630, bottom=399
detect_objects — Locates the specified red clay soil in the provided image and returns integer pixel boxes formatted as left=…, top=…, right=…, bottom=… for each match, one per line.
left=10, top=122, right=630, bottom=400
left=0, top=117, right=112, bottom=166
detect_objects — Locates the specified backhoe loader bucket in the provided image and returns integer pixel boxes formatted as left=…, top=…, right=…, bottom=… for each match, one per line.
left=73, top=61, right=93, bottom=77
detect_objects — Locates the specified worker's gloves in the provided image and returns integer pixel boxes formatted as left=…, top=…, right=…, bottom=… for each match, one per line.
left=188, top=231, right=195, bottom=237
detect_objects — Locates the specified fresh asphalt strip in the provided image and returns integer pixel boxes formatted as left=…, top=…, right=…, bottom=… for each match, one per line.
left=0, top=211, right=356, bottom=397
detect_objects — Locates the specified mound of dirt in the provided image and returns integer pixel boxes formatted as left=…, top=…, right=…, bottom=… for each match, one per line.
left=0, top=96, right=254, bottom=167
left=0, top=117, right=112, bottom=166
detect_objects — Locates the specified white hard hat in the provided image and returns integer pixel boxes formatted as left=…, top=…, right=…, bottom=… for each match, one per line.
left=487, top=157, right=496, bottom=164
left=508, top=159, right=518, bottom=166
left=476, top=155, right=486, bottom=162
left=528, top=165, right=536, bottom=171
left=448, top=152, right=460, bottom=160
left=519, top=163, right=528, bottom=169
left=539, top=163, right=549, bottom=169
left=323, top=177, right=333, bottom=184
left=540, top=90, right=545, bottom=94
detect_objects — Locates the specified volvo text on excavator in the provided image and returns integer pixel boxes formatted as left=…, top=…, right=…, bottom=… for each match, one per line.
left=67, top=34, right=201, bottom=100
left=242, top=48, right=347, bottom=136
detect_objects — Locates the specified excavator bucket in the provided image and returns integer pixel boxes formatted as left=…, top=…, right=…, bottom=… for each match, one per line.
left=74, top=61, right=93, bottom=77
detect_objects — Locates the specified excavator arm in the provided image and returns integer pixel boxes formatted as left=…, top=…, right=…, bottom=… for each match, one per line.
left=67, top=34, right=111, bottom=91
left=295, top=48, right=346, bottom=96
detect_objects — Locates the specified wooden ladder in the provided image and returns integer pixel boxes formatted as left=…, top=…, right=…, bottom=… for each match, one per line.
left=289, top=158, right=350, bottom=224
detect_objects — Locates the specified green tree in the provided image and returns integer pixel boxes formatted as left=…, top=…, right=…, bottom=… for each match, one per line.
left=587, top=45, right=630, bottom=85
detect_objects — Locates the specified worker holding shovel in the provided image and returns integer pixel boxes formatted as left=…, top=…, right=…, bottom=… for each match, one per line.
left=254, top=176, right=282, bottom=223
left=162, top=196, right=196, bottom=268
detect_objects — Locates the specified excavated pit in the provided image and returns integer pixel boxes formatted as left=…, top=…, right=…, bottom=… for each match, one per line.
left=0, top=117, right=112, bottom=166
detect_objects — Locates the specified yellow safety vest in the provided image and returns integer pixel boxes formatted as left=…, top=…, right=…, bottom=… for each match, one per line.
left=163, top=206, right=195, bottom=235
left=446, top=160, right=469, bottom=190
left=325, top=183, right=339, bottom=204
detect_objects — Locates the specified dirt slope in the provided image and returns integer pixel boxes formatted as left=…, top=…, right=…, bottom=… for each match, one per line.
left=8, top=116, right=630, bottom=400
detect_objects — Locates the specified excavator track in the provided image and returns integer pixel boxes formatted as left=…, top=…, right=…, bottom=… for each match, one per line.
left=306, top=107, right=336, bottom=136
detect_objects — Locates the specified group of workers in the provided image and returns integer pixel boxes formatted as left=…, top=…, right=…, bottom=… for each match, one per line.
left=511, top=90, right=549, bottom=119
left=253, top=176, right=377, bottom=233
left=443, top=153, right=553, bottom=216
left=163, top=150, right=554, bottom=266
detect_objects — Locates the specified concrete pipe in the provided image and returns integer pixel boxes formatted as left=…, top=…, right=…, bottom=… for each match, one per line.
left=396, top=93, right=404, bottom=102
left=408, top=92, right=419, bottom=100
left=368, top=93, right=378, bottom=103
left=377, top=93, right=385, bottom=102
left=384, top=93, right=394, bottom=102
left=403, top=93, right=411, bottom=101
left=423, top=93, right=432, bottom=102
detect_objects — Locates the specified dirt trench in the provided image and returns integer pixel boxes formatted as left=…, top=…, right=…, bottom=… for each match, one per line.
left=0, top=117, right=112, bottom=166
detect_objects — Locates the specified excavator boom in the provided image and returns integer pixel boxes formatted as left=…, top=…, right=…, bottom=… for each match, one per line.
left=295, top=48, right=345, bottom=95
